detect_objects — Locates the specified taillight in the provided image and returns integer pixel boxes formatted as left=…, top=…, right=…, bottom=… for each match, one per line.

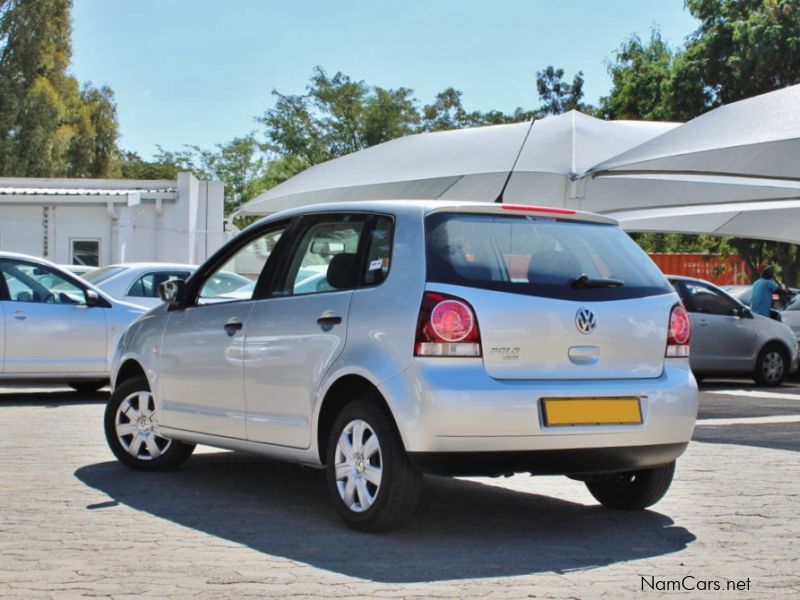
left=666, top=304, right=691, bottom=357
left=415, top=292, right=481, bottom=357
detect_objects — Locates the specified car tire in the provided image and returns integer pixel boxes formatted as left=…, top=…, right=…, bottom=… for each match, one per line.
left=585, top=461, right=675, bottom=510
left=69, top=381, right=107, bottom=394
left=754, top=344, right=788, bottom=387
left=104, top=376, right=195, bottom=471
left=325, top=397, right=421, bottom=532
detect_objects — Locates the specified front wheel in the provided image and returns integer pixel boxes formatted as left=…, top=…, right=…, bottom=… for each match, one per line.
left=104, top=376, right=195, bottom=470
left=326, top=398, right=421, bottom=532
left=585, top=461, right=675, bottom=510
left=754, top=344, right=788, bottom=387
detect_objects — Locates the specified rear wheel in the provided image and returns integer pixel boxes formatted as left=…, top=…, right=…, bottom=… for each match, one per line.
left=325, top=398, right=421, bottom=532
left=69, top=381, right=107, bottom=394
left=754, top=344, right=787, bottom=387
left=104, top=376, right=195, bottom=470
left=585, top=461, right=675, bottom=510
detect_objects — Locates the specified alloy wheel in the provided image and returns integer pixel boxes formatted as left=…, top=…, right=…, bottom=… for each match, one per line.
left=334, top=419, right=383, bottom=512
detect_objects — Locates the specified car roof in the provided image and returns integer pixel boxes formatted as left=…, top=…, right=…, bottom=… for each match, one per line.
left=92, top=262, right=196, bottom=270
left=250, top=200, right=617, bottom=227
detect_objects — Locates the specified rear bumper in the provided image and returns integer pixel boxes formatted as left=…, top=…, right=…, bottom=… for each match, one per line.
left=408, top=442, right=688, bottom=477
left=378, top=358, right=698, bottom=455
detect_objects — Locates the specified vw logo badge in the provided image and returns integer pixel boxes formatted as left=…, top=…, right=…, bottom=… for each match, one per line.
left=575, top=308, right=596, bottom=334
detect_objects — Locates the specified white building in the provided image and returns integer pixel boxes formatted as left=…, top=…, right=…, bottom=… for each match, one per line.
left=0, top=172, right=224, bottom=267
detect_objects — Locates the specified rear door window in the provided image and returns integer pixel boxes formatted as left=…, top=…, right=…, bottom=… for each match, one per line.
left=275, top=216, right=366, bottom=296
left=425, top=212, right=672, bottom=301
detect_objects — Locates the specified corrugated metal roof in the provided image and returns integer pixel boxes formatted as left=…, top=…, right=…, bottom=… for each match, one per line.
left=0, top=186, right=176, bottom=195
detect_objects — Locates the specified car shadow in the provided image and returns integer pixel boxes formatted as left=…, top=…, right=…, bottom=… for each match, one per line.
left=75, top=452, right=695, bottom=583
left=0, top=388, right=108, bottom=407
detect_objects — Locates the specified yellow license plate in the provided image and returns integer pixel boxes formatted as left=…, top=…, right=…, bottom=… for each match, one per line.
left=542, top=397, right=642, bottom=427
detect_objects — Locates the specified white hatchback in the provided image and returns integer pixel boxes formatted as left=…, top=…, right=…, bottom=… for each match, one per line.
left=105, top=201, right=699, bottom=531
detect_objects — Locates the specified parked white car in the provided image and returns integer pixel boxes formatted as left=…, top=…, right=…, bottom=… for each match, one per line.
left=83, top=263, right=251, bottom=308
left=106, top=201, right=698, bottom=531
left=0, top=252, right=146, bottom=392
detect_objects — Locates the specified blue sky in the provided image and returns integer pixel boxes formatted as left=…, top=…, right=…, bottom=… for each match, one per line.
left=71, top=0, right=699, bottom=159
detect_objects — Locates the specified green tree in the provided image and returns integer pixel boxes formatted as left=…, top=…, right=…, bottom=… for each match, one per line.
left=186, top=134, right=275, bottom=214
left=684, top=0, right=800, bottom=105
left=0, top=0, right=118, bottom=177
left=260, top=67, right=419, bottom=166
left=600, top=30, right=707, bottom=121
left=536, top=66, right=590, bottom=115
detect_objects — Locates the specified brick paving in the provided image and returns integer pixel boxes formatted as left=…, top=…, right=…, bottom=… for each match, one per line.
left=0, top=383, right=798, bottom=599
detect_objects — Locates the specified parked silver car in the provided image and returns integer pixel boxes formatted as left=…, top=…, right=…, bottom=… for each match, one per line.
left=780, top=295, right=800, bottom=346
left=0, top=252, right=146, bottom=392
left=106, top=201, right=698, bottom=531
left=669, top=276, right=798, bottom=385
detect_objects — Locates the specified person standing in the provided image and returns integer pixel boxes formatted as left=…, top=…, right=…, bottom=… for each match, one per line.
left=751, top=263, right=784, bottom=317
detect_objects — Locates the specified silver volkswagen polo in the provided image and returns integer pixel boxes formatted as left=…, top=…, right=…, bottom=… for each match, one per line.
left=105, top=201, right=698, bottom=531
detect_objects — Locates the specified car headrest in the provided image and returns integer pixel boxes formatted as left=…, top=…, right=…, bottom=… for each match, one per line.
left=528, top=250, right=582, bottom=285
left=326, top=253, right=360, bottom=289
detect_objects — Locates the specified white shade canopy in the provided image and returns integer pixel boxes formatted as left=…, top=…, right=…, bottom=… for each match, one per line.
left=590, top=84, right=800, bottom=181
left=235, top=84, right=800, bottom=244
left=235, top=111, right=677, bottom=216
left=611, top=198, right=800, bottom=246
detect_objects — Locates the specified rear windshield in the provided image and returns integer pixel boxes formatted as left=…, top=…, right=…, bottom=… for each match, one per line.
left=82, top=265, right=125, bottom=284
left=425, top=213, right=672, bottom=301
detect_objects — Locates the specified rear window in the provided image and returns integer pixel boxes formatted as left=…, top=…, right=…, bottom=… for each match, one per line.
left=425, top=212, right=672, bottom=301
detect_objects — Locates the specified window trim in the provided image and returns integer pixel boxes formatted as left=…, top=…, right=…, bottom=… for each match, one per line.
left=360, top=214, right=395, bottom=289
left=266, top=212, right=373, bottom=299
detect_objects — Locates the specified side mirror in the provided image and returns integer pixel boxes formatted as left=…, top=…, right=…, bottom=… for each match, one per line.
left=739, top=306, right=753, bottom=319
left=85, top=289, right=101, bottom=307
left=159, top=279, right=186, bottom=308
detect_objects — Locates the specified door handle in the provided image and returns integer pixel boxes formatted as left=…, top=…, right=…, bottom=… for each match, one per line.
left=698, top=319, right=709, bottom=326
left=13, top=310, right=27, bottom=320
left=317, top=312, right=342, bottom=327
left=223, top=319, right=244, bottom=336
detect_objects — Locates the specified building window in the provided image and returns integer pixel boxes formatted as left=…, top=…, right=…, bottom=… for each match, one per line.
left=71, top=239, right=100, bottom=267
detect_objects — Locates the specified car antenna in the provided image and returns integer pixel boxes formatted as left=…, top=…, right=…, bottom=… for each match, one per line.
left=495, top=118, right=536, bottom=204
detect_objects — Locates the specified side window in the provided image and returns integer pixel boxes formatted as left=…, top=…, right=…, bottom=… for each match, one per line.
left=0, top=260, right=86, bottom=305
left=684, top=282, right=739, bottom=316
left=128, top=271, right=192, bottom=298
left=362, top=216, right=393, bottom=286
left=279, top=218, right=365, bottom=296
left=197, top=226, right=285, bottom=305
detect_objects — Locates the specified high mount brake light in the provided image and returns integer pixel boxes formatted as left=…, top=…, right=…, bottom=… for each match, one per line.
left=415, top=292, right=482, bottom=357
left=666, top=304, right=691, bottom=357
left=501, top=204, right=576, bottom=215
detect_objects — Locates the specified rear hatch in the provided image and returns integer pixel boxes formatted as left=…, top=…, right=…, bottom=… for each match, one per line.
left=425, top=208, right=676, bottom=380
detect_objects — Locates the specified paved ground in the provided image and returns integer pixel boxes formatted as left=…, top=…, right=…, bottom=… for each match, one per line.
left=1, top=380, right=799, bottom=599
